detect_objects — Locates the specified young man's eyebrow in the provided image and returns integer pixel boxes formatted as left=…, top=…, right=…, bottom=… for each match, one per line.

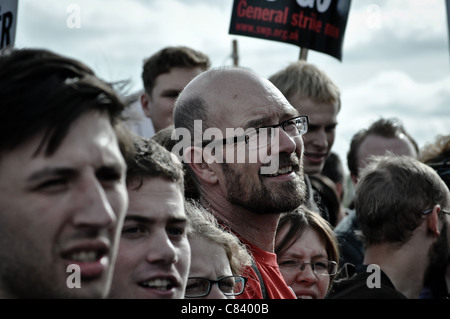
left=160, top=89, right=181, bottom=97
left=124, top=215, right=151, bottom=223
left=169, top=217, right=188, bottom=225
left=124, top=215, right=187, bottom=225
left=26, top=167, right=76, bottom=182
left=282, top=252, right=328, bottom=260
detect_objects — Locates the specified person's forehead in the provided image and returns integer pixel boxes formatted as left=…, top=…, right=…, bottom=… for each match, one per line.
left=293, top=98, right=338, bottom=122
left=358, top=134, right=416, bottom=159
left=188, top=238, right=231, bottom=274
left=283, top=228, right=328, bottom=258
left=0, top=112, right=123, bottom=179
left=206, top=75, right=298, bottom=128
left=155, top=67, right=203, bottom=88
left=127, top=176, right=185, bottom=221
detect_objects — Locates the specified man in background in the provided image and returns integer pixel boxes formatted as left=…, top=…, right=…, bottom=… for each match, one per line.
left=140, top=46, right=211, bottom=134
left=269, top=61, right=341, bottom=222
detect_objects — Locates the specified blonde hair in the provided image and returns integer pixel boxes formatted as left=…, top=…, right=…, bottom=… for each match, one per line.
left=269, top=60, right=340, bottom=110
left=419, top=134, right=450, bottom=164
left=185, top=199, right=252, bottom=275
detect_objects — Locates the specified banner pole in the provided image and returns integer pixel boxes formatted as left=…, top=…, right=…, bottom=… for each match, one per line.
left=232, top=39, right=239, bottom=66
left=299, top=47, right=308, bottom=61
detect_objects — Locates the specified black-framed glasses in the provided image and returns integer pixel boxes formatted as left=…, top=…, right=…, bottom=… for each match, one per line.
left=201, top=115, right=309, bottom=150
left=185, top=275, right=247, bottom=298
left=422, top=207, right=450, bottom=215
left=278, top=258, right=338, bottom=276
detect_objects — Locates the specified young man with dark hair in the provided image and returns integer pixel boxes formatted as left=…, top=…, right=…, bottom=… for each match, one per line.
left=140, top=46, right=211, bottom=134
left=0, top=48, right=131, bottom=298
left=328, top=155, right=450, bottom=299
left=109, top=137, right=191, bottom=299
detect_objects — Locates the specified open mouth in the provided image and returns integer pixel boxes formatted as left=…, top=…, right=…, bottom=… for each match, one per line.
left=66, top=250, right=103, bottom=262
left=61, top=244, right=109, bottom=278
left=266, top=165, right=294, bottom=177
left=139, top=278, right=177, bottom=291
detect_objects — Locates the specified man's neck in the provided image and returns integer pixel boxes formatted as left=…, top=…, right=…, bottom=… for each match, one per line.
left=364, top=242, right=429, bottom=299
left=200, top=195, right=280, bottom=252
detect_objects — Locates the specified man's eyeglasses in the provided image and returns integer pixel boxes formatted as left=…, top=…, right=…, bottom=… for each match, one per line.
left=185, top=275, right=247, bottom=298
left=201, top=115, right=309, bottom=150
left=278, top=258, right=338, bottom=276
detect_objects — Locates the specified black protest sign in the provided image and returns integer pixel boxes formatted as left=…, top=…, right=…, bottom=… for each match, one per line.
left=0, top=0, right=18, bottom=50
left=229, top=0, right=351, bottom=61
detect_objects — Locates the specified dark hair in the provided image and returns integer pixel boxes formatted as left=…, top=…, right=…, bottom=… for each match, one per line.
left=276, top=207, right=340, bottom=285
left=310, top=174, right=341, bottom=227
left=0, top=48, right=129, bottom=156
left=347, top=117, right=419, bottom=178
left=355, top=155, right=449, bottom=246
left=142, top=46, right=210, bottom=94
left=126, top=136, right=184, bottom=193
left=322, top=152, right=345, bottom=185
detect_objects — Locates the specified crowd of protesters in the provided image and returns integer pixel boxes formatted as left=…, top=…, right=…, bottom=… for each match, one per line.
left=0, top=46, right=448, bottom=300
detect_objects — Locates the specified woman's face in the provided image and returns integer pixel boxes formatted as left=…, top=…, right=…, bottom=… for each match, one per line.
left=187, top=238, right=234, bottom=299
left=276, top=227, right=332, bottom=299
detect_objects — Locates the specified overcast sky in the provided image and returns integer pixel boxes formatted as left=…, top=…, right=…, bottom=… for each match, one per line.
left=14, top=0, right=450, bottom=173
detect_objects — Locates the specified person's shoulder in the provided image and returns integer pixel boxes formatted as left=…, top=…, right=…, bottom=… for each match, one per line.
left=327, top=268, right=407, bottom=299
left=327, top=270, right=368, bottom=298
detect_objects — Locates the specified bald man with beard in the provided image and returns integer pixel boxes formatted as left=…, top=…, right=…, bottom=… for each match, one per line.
left=173, top=67, right=310, bottom=299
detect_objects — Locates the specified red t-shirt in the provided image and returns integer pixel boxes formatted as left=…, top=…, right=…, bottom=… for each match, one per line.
left=236, top=238, right=296, bottom=299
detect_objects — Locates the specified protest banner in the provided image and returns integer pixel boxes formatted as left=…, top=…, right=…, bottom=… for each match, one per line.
left=229, top=0, right=351, bottom=61
left=0, top=0, right=18, bottom=50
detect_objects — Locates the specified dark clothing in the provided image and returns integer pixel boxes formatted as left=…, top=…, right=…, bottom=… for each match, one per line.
left=327, top=265, right=407, bottom=299
left=334, top=209, right=365, bottom=272
left=304, top=174, right=330, bottom=222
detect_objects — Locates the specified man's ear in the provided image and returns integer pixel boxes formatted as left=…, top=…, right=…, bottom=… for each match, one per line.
left=426, top=204, right=441, bottom=237
left=140, top=92, right=152, bottom=118
left=184, top=146, right=218, bottom=184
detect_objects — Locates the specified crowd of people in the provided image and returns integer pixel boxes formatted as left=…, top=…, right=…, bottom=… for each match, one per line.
left=0, top=46, right=448, bottom=300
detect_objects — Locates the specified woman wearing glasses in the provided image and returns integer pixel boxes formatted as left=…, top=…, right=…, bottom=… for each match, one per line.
left=275, top=207, right=340, bottom=299
left=184, top=200, right=252, bottom=299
